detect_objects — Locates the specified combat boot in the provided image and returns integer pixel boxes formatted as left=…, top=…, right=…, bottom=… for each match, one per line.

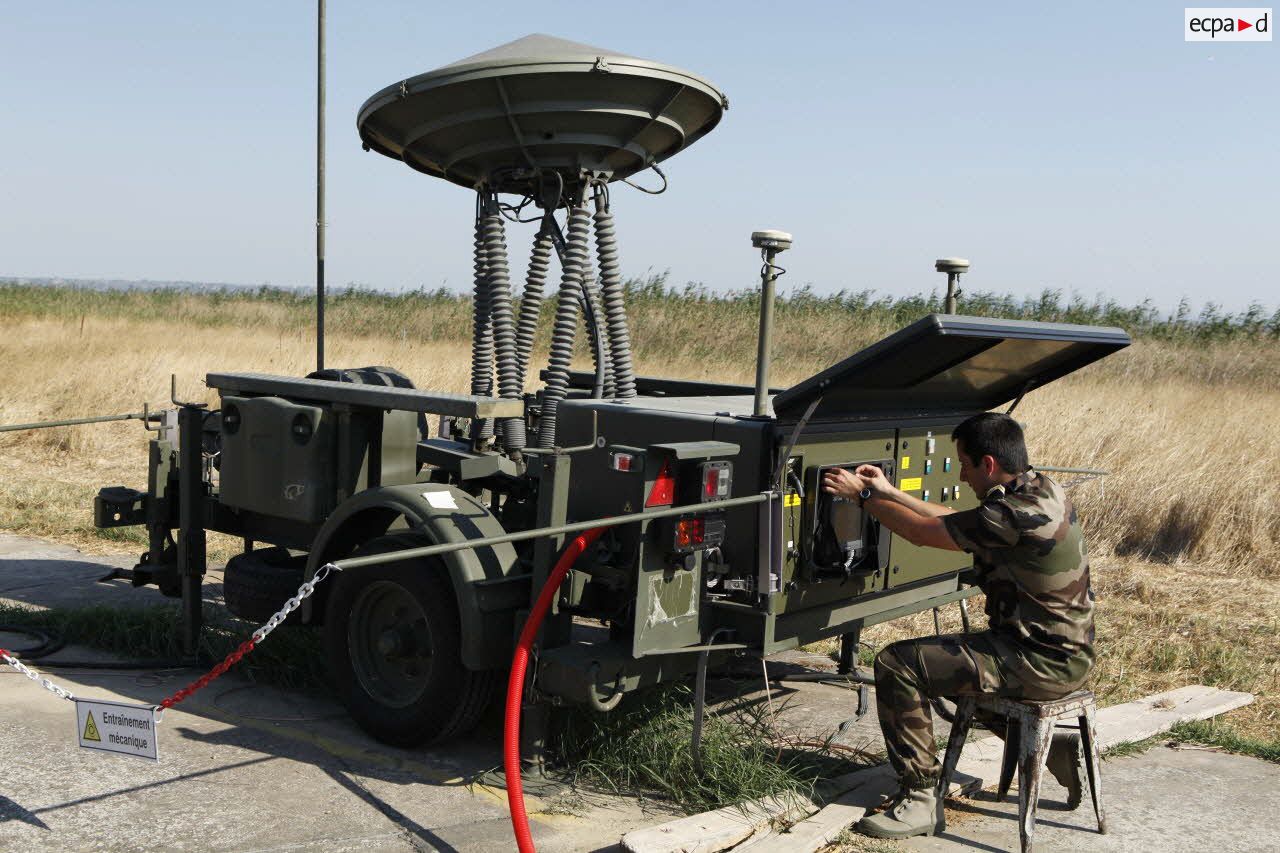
left=1046, top=731, right=1083, bottom=809
left=855, top=786, right=943, bottom=839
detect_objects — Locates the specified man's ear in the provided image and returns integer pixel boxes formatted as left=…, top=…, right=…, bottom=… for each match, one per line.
left=982, top=455, right=999, bottom=477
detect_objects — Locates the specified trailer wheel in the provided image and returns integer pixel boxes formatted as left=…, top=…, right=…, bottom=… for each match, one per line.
left=323, top=531, right=498, bottom=746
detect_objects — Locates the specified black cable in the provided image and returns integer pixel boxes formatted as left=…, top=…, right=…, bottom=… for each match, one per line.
left=620, top=163, right=667, bottom=195
left=0, top=624, right=200, bottom=670
left=0, top=625, right=63, bottom=658
left=26, top=658, right=197, bottom=670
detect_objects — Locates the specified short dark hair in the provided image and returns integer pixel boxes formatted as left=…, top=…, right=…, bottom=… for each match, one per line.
left=951, top=413, right=1029, bottom=474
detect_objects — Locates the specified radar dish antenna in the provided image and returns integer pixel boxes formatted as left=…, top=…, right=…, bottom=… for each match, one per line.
left=357, top=33, right=727, bottom=195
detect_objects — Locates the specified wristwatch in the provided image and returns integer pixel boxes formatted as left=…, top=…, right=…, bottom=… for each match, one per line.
left=858, top=487, right=873, bottom=506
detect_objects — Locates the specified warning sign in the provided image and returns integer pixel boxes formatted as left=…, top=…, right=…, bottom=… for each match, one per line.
left=74, top=698, right=158, bottom=761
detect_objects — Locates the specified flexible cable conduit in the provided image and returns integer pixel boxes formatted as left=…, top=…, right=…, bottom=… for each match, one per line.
left=482, top=203, right=525, bottom=451
left=504, top=527, right=605, bottom=853
left=538, top=202, right=591, bottom=447
left=470, top=201, right=495, bottom=439
left=592, top=187, right=635, bottom=398
left=514, top=226, right=553, bottom=389
left=580, top=264, right=613, bottom=398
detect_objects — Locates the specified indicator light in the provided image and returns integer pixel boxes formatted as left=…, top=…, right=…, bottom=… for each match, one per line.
left=701, top=462, right=732, bottom=500
left=668, top=512, right=726, bottom=553
left=675, top=516, right=705, bottom=549
left=610, top=452, right=635, bottom=472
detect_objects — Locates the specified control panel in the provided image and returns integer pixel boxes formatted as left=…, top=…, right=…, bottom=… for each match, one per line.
left=887, top=427, right=975, bottom=587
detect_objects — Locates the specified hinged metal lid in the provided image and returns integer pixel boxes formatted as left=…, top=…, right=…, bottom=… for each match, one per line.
left=772, top=314, right=1130, bottom=421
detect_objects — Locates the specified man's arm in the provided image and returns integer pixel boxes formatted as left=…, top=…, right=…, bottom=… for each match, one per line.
left=822, top=466, right=962, bottom=551
left=856, top=463, right=956, bottom=519
left=880, top=484, right=956, bottom=519
left=861, top=495, right=963, bottom=551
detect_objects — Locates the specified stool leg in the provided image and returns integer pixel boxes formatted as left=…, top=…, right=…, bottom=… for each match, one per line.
left=1018, top=716, right=1053, bottom=853
left=938, top=696, right=976, bottom=819
left=997, top=718, right=1019, bottom=802
left=1080, top=705, right=1107, bottom=834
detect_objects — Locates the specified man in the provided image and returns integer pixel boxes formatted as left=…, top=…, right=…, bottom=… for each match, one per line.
left=822, top=412, right=1094, bottom=840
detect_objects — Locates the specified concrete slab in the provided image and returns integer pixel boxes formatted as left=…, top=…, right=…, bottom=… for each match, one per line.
left=0, top=532, right=176, bottom=610
left=629, top=685, right=1255, bottom=853
left=907, top=746, right=1280, bottom=853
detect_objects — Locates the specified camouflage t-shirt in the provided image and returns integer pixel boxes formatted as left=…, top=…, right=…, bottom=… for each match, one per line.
left=941, top=469, right=1095, bottom=690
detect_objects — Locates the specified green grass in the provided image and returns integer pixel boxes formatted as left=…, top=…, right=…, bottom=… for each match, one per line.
left=1106, top=719, right=1280, bottom=764
left=1167, top=719, right=1280, bottom=763
left=0, top=602, right=326, bottom=690
left=552, top=682, right=869, bottom=814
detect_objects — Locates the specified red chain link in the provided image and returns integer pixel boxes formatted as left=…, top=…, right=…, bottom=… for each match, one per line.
left=158, top=638, right=256, bottom=709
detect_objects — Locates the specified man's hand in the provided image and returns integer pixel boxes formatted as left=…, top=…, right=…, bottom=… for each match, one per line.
left=822, top=466, right=868, bottom=501
left=854, top=464, right=893, bottom=498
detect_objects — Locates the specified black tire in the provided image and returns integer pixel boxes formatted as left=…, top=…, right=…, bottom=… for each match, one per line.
left=323, top=531, right=499, bottom=747
left=223, top=547, right=305, bottom=623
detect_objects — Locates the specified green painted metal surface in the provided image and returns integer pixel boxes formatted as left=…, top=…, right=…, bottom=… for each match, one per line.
left=887, top=425, right=976, bottom=589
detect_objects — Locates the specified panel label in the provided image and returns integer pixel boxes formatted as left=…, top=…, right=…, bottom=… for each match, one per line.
left=423, top=490, right=458, bottom=510
left=900, top=477, right=923, bottom=492
left=75, top=698, right=158, bottom=761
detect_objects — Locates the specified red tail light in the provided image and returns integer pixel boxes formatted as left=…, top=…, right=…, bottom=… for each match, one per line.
left=646, top=459, right=676, bottom=507
left=675, top=517, right=705, bottom=548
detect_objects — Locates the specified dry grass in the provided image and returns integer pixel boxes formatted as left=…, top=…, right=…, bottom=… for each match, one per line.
left=0, top=301, right=1277, bottom=740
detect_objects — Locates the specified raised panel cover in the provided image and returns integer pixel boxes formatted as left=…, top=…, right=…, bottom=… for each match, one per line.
left=772, top=315, right=1130, bottom=421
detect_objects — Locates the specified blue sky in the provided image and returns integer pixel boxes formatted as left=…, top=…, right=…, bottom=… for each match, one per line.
left=1, top=2, right=1275, bottom=311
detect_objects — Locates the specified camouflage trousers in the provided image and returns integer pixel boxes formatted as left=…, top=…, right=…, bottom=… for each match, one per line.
left=873, top=631, right=1075, bottom=790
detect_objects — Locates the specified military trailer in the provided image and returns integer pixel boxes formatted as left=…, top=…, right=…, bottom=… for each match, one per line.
left=92, top=35, right=1130, bottom=747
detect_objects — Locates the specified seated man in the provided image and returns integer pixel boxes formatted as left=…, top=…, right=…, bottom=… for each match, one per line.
left=822, top=412, right=1093, bottom=840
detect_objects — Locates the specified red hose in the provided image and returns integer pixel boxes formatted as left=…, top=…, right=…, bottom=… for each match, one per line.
left=505, top=527, right=605, bottom=853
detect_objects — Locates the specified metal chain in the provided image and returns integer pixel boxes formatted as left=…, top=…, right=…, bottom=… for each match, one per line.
left=0, top=563, right=341, bottom=720
left=156, top=563, right=341, bottom=719
left=0, top=648, right=77, bottom=702
left=252, top=562, right=338, bottom=644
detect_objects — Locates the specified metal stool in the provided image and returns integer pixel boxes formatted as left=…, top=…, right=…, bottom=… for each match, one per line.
left=937, top=689, right=1106, bottom=852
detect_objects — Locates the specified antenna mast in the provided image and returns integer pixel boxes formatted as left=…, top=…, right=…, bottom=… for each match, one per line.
left=315, top=0, right=326, bottom=371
